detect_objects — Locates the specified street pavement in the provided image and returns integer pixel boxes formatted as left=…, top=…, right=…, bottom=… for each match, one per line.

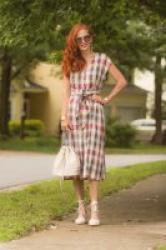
left=0, top=150, right=166, bottom=190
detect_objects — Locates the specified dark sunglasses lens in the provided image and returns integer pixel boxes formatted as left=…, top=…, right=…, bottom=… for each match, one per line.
left=76, top=35, right=91, bottom=44
left=76, top=37, right=82, bottom=44
left=84, top=35, right=91, bottom=42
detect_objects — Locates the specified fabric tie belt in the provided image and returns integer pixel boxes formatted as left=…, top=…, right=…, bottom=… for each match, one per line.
left=70, top=89, right=101, bottom=129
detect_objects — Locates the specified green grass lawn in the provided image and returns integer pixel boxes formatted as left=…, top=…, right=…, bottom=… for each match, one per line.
left=0, top=136, right=60, bottom=154
left=0, top=160, right=166, bottom=242
left=155, top=246, right=166, bottom=250
left=105, top=143, right=166, bottom=154
left=0, top=136, right=166, bottom=154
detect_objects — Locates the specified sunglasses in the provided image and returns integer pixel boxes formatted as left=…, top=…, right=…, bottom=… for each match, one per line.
left=75, top=35, right=91, bottom=44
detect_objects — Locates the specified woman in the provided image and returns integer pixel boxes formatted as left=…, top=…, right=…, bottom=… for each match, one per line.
left=61, top=23, right=127, bottom=226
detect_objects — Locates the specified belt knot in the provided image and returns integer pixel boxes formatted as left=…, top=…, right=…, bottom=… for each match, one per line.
left=70, top=89, right=100, bottom=129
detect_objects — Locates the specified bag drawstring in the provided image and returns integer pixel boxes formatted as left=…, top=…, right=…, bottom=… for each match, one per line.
left=59, top=176, right=67, bottom=200
left=58, top=130, right=69, bottom=200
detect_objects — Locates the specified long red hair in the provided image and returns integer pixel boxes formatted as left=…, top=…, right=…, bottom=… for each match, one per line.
left=62, top=23, right=93, bottom=78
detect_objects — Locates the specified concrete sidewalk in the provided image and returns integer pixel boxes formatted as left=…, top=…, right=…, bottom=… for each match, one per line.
left=0, top=174, right=166, bottom=250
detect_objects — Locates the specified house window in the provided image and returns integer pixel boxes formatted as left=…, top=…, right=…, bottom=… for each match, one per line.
left=23, top=94, right=31, bottom=119
left=8, top=100, right=11, bottom=120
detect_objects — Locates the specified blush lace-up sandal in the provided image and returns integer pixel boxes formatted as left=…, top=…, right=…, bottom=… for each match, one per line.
left=88, top=200, right=101, bottom=226
left=74, top=199, right=87, bottom=224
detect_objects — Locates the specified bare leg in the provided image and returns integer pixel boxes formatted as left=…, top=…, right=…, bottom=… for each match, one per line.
left=73, top=178, right=87, bottom=224
left=89, top=180, right=99, bottom=202
left=88, top=180, right=100, bottom=223
left=73, top=178, right=85, bottom=200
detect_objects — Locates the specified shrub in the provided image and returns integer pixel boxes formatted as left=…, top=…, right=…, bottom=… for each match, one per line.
left=105, top=116, right=137, bottom=147
left=9, top=120, right=20, bottom=136
left=9, top=119, right=44, bottom=137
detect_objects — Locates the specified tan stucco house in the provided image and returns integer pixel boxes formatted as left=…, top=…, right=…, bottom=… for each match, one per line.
left=10, top=62, right=148, bottom=135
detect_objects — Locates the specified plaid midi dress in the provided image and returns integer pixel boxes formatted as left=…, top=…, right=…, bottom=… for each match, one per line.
left=61, top=52, right=112, bottom=181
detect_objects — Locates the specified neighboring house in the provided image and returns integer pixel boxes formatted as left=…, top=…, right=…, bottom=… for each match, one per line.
left=134, top=68, right=166, bottom=118
left=10, top=62, right=148, bottom=135
left=10, top=63, right=63, bottom=135
left=103, top=83, right=148, bottom=123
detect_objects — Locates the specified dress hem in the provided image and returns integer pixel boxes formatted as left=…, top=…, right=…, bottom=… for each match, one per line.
left=63, top=174, right=106, bottom=181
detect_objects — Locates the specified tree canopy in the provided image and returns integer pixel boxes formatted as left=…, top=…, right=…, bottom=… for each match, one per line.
left=0, top=0, right=165, bottom=139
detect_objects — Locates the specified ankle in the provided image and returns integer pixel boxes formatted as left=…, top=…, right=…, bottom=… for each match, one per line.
left=78, top=199, right=85, bottom=207
left=88, top=200, right=100, bottom=225
left=90, top=200, right=99, bottom=208
left=90, top=200, right=98, bottom=204
left=77, top=200, right=86, bottom=214
left=78, top=199, right=84, bottom=203
left=90, top=200, right=99, bottom=213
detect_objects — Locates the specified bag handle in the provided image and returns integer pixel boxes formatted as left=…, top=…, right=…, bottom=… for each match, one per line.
left=61, top=130, right=70, bottom=146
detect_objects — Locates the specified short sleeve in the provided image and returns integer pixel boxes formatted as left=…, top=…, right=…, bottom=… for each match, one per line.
left=101, top=53, right=112, bottom=81
left=104, top=54, right=112, bottom=74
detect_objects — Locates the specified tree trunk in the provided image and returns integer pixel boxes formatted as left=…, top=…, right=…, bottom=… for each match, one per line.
left=151, top=55, right=163, bottom=144
left=0, top=50, right=12, bottom=139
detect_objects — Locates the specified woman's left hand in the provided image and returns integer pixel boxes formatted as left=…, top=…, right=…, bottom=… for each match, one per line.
left=91, top=94, right=109, bottom=105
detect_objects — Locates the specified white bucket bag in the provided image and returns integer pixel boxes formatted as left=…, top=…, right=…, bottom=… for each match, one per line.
left=52, top=130, right=80, bottom=194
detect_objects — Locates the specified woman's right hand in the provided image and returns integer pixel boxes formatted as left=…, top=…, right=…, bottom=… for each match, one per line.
left=61, top=117, right=73, bottom=131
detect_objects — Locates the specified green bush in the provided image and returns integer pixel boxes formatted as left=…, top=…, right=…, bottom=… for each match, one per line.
left=9, top=120, right=20, bottom=136
left=9, top=119, right=44, bottom=137
left=105, top=116, right=137, bottom=147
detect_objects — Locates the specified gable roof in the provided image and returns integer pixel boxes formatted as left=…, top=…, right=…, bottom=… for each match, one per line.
left=11, top=79, right=48, bottom=94
left=104, top=83, right=148, bottom=94
left=22, top=80, right=48, bottom=93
